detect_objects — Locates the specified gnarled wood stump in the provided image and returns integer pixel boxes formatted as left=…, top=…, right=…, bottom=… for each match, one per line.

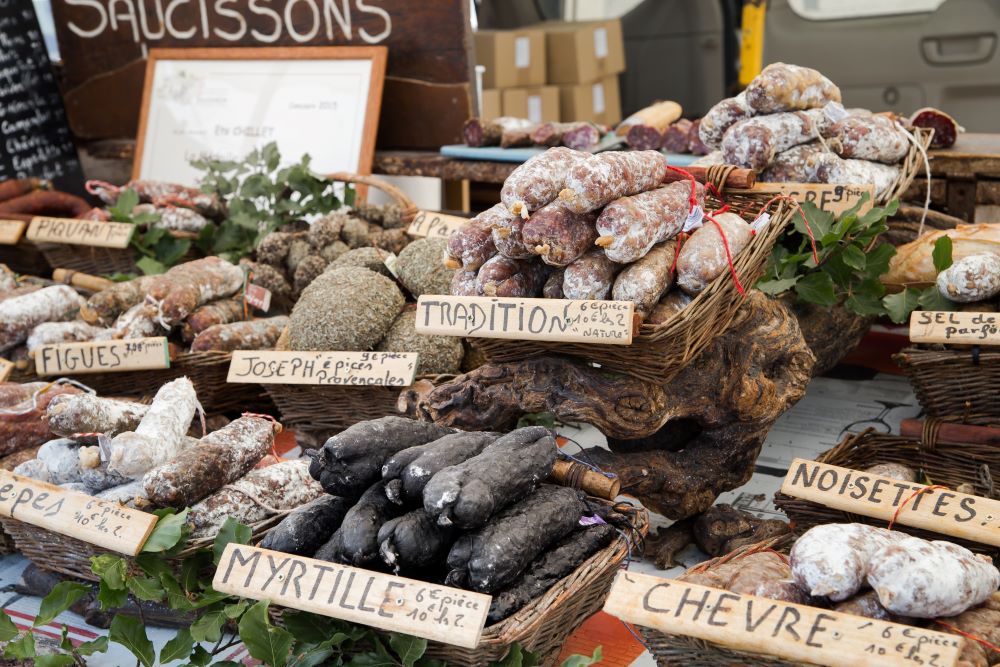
left=401, top=292, right=814, bottom=520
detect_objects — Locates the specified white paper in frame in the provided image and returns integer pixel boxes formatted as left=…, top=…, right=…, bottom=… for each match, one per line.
left=133, top=47, right=387, bottom=184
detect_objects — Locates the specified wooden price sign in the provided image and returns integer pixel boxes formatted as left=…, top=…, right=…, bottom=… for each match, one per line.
left=214, top=544, right=490, bottom=648
left=35, top=337, right=170, bottom=377
left=909, top=311, right=1000, bottom=345
left=26, top=217, right=135, bottom=248
left=227, top=351, right=418, bottom=386
left=0, top=358, right=13, bottom=383
left=781, top=459, right=1000, bottom=547
left=752, top=183, right=875, bottom=216
left=0, top=220, right=26, bottom=245
left=415, top=296, right=636, bottom=345
left=407, top=210, right=469, bottom=238
left=604, top=571, right=963, bottom=667
left=0, top=471, right=157, bottom=556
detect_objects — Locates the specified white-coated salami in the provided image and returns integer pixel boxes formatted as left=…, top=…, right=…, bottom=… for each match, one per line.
left=790, top=523, right=906, bottom=601
left=612, top=241, right=677, bottom=316
left=46, top=394, right=148, bottom=438
left=812, top=153, right=900, bottom=200
left=937, top=253, right=1000, bottom=303
left=500, top=147, right=587, bottom=218
left=106, top=377, right=198, bottom=478
left=699, top=91, right=754, bottom=149
left=595, top=181, right=703, bottom=263
left=745, top=62, right=841, bottom=114
left=868, top=537, right=1000, bottom=618
left=759, top=143, right=826, bottom=182
left=26, top=321, right=106, bottom=353
left=558, top=151, right=668, bottom=214
left=676, top=212, right=753, bottom=295
left=721, top=109, right=831, bottom=171
left=563, top=250, right=620, bottom=300
left=445, top=206, right=501, bottom=271
left=829, top=115, right=909, bottom=163
left=0, top=286, right=85, bottom=352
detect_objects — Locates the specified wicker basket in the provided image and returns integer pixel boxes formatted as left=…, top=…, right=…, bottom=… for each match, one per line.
left=326, top=171, right=420, bottom=227
left=0, top=512, right=286, bottom=582
left=0, top=239, right=51, bottom=276
left=774, top=427, right=1000, bottom=554
left=895, top=346, right=1000, bottom=427
left=33, top=230, right=200, bottom=277
left=879, top=126, right=934, bottom=206
left=475, top=175, right=794, bottom=386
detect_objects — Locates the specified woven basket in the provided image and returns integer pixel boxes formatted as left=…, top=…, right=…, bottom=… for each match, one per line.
left=0, top=239, right=51, bottom=276
left=638, top=535, right=809, bottom=667
left=774, top=427, right=1000, bottom=554
left=33, top=230, right=200, bottom=277
left=895, top=346, right=1000, bottom=427
left=880, top=126, right=934, bottom=206
left=326, top=171, right=420, bottom=227
left=475, top=176, right=794, bottom=386
left=0, top=512, right=286, bottom=582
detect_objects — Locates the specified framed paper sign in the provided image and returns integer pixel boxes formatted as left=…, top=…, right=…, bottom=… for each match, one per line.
left=134, top=47, right=386, bottom=183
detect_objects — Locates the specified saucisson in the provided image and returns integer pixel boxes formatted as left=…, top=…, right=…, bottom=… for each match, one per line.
left=595, top=181, right=703, bottom=263
left=559, top=151, right=668, bottom=214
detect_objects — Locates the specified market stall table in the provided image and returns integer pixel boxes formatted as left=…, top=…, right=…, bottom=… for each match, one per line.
left=903, top=132, right=1000, bottom=222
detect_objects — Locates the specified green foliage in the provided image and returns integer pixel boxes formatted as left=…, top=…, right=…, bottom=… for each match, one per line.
left=192, top=142, right=342, bottom=264
left=213, top=516, right=253, bottom=564
left=109, top=188, right=190, bottom=276
left=757, top=194, right=899, bottom=316
left=0, top=584, right=110, bottom=664
left=142, top=507, right=191, bottom=554
left=34, top=582, right=89, bottom=627
left=880, top=236, right=958, bottom=323
left=109, top=615, right=155, bottom=667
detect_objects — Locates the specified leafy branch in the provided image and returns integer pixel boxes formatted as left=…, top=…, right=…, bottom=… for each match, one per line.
left=108, top=188, right=191, bottom=276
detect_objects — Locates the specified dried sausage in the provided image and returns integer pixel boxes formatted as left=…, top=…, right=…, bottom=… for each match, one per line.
left=745, top=62, right=842, bottom=113
left=699, top=92, right=754, bottom=149
left=612, top=241, right=677, bottom=316
left=563, top=250, right=619, bottom=300
left=521, top=203, right=598, bottom=267
left=559, top=150, right=668, bottom=214
left=500, top=147, right=586, bottom=218
left=676, top=212, right=752, bottom=295
left=721, top=109, right=831, bottom=171
left=595, top=181, right=703, bottom=263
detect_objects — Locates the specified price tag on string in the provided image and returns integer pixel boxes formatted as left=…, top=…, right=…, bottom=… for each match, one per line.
left=751, top=212, right=771, bottom=233
left=245, top=284, right=272, bottom=313
left=682, top=205, right=704, bottom=233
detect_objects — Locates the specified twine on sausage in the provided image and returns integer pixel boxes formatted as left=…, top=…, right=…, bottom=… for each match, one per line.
left=215, top=484, right=290, bottom=518
left=755, top=194, right=820, bottom=265
left=0, top=378, right=95, bottom=416
left=933, top=621, right=1000, bottom=655
left=84, top=180, right=121, bottom=199
left=665, top=165, right=700, bottom=214
left=702, top=210, right=747, bottom=297
left=887, top=485, right=948, bottom=531
left=896, top=121, right=932, bottom=237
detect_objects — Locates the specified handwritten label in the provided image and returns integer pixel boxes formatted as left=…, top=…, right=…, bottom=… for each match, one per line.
left=782, top=459, right=1000, bottom=547
left=26, top=217, right=135, bottom=248
left=227, top=351, right=418, bottom=386
left=407, top=210, right=469, bottom=238
left=415, top=295, right=635, bottom=345
left=0, top=220, right=26, bottom=245
left=245, top=284, right=272, bottom=313
left=604, top=571, right=962, bottom=667
left=35, top=338, right=170, bottom=377
left=0, top=471, right=158, bottom=556
left=752, top=183, right=875, bottom=216
left=0, top=358, right=13, bottom=382
left=213, top=544, right=490, bottom=648
left=909, top=311, right=1000, bottom=345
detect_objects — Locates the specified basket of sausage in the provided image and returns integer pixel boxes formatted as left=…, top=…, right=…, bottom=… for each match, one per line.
left=1, top=383, right=313, bottom=581
left=895, top=346, right=1000, bottom=427
left=693, top=62, right=934, bottom=207
left=638, top=528, right=999, bottom=667
left=774, top=427, right=1000, bottom=555
left=448, top=146, right=792, bottom=385
left=256, top=418, right=648, bottom=666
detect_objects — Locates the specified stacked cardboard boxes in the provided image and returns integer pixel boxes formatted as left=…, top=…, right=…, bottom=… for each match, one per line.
left=474, top=19, right=625, bottom=126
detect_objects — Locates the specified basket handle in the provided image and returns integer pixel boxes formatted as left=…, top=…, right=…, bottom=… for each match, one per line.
left=325, top=171, right=420, bottom=227
left=705, top=164, right=739, bottom=198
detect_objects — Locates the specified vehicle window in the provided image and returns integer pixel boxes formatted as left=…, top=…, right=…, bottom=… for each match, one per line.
left=787, top=0, right=947, bottom=21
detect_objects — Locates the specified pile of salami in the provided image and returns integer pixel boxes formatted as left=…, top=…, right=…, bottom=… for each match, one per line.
left=463, top=117, right=608, bottom=151
left=694, top=62, right=912, bottom=201
left=446, top=147, right=754, bottom=321
left=263, top=416, right=629, bottom=624
left=7, top=378, right=322, bottom=538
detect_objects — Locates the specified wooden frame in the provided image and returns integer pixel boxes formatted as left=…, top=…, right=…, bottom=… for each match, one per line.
left=133, top=46, right=387, bottom=181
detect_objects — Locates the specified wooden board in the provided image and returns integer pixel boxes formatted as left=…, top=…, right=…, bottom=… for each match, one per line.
left=0, top=358, right=13, bottom=383
left=751, top=183, right=875, bottom=216
left=909, top=311, right=1000, bottom=346
left=781, top=458, right=1000, bottom=547
left=407, top=210, right=469, bottom=238
left=26, top=217, right=134, bottom=249
left=0, top=4, right=87, bottom=196
left=0, top=471, right=157, bottom=556
left=604, top=571, right=962, bottom=667
left=0, top=220, right=26, bottom=245
left=227, top=351, right=418, bottom=386
left=34, top=338, right=170, bottom=377
left=214, top=544, right=490, bottom=648
left=50, top=1, right=474, bottom=149
left=415, top=295, right=635, bottom=345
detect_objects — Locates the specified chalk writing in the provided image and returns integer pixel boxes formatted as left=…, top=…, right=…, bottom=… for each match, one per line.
left=227, top=350, right=418, bottom=386
left=910, top=311, right=1000, bottom=346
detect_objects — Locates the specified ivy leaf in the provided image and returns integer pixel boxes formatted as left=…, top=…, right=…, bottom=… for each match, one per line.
left=76, top=636, right=109, bottom=656
left=35, top=581, right=89, bottom=627
left=143, top=508, right=190, bottom=553
left=238, top=600, right=293, bottom=667
left=34, top=655, right=75, bottom=667
left=3, top=632, right=34, bottom=660
left=794, top=272, right=838, bottom=307
left=559, top=647, right=603, bottom=667
left=159, top=627, right=194, bottom=664
left=213, top=517, right=252, bottom=564
left=883, top=288, right=922, bottom=324
left=933, top=236, right=954, bottom=272
left=841, top=244, right=866, bottom=271
left=0, top=612, right=18, bottom=641
left=389, top=634, right=427, bottom=667
left=918, top=286, right=958, bottom=312
left=127, top=574, right=166, bottom=602
left=190, top=608, right=227, bottom=643
left=110, top=615, right=155, bottom=667
left=755, top=276, right=800, bottom=295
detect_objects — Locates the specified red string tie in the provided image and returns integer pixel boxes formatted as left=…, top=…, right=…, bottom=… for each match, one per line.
left=241, top=412, right=284, bottom=459
left=85, top=180, right=120, bottom=197
left=702, top=210, right=747, bottom=297
left=888, top=485, right=948, bottom=531
left=757, top=195, right=819, bottom=264
left=934, top=620, right=1000, bottom=655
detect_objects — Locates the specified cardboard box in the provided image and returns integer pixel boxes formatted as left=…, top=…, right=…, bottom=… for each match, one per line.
left=502, top=86, right=560, bottom=124
left=559, top=75, right=621, bottom=125
left=480, top=89, right=501, bottom=120
left=474, top=29, right=546, bottom=89
left=540, top=20, right=625, bottom=85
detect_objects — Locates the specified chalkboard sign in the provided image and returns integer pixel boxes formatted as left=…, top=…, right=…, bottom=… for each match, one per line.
left=0, top=2, right=85, bottom=195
